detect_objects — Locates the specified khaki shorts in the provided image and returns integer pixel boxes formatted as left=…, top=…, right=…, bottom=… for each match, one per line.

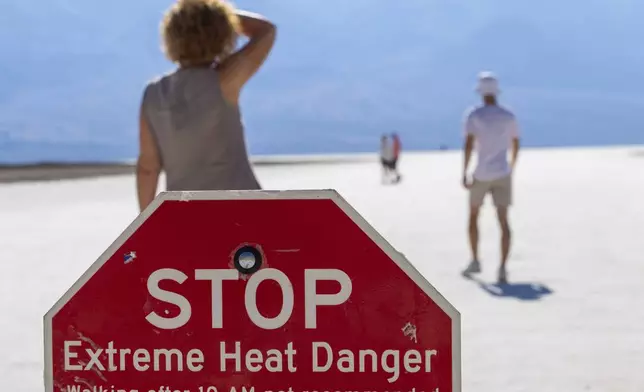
left=469, top=174, right=513, bottom=207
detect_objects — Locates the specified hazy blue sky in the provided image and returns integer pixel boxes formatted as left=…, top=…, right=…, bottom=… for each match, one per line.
left=1, top=0, right=644, bottom=163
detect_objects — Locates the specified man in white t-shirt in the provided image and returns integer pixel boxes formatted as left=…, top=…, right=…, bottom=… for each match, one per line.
left=461, top=72, right=520, bottom=284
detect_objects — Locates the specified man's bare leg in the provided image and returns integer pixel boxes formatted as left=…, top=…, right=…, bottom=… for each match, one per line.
left=469, top=206, right=481, bottom=261
left=496, top=206, right=511, bottom=283
left=462, top=206, right=482, bottom=275
left=496, top=206, right=511, bottom=265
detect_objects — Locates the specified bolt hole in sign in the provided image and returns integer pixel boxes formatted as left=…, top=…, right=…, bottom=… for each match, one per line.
left=44, top=190, right=461, bottom=392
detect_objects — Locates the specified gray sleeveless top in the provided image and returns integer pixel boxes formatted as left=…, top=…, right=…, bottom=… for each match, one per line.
left=141, top=67, right=261, bottom=191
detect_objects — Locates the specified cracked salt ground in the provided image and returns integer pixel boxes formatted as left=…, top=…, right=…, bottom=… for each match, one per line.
left=1, top=146, right=644, bottom=391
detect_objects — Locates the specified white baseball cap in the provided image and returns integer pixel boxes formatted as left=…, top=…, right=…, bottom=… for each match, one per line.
left=475, top=71, right=500, bottom=96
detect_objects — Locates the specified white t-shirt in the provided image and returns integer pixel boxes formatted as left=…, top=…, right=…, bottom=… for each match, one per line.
left=463, top=104, right=520, bottom=181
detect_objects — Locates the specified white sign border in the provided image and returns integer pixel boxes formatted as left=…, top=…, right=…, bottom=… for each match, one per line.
left=44, top=189, right=461, bottom=392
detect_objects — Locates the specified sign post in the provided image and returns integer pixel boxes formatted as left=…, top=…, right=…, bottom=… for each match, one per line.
left=45, top=190, right=461, bottom=392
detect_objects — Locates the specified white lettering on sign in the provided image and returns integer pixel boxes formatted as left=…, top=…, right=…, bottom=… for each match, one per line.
left=312, top=342, right=438, bottom=383
left=145, top=269, right=192, bottom=330
left=244, top=269, right=294, bottom=330
left=219, top=341, right=297, bottom=372
left=194, top=269, right=238, bottom=328
left=304, top=269, right=352, bottom=328
left=145, top=268, right=352, bottom=330
left=63, top=340, right=204, bottom=372
left=61, top=339, right=439, bottom=382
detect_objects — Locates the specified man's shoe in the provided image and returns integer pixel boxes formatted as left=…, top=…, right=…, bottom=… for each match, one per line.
left=462, top=260, right=481, bottom=276
left=497, top=267, right=508, bottom=284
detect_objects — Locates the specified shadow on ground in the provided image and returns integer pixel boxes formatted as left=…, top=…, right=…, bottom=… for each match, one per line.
left=628, top=149, right=644, bottom=158
left=465, top=275, right=554, bottom=301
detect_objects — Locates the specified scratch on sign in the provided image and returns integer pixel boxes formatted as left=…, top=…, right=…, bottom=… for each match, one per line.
left=402, top=322, right=418, bottom=343
left=74, top=377, right=93, bottom=389
left=180, top=191, right=196, bottom=202
left=76, top=332, right=100, bottom=352
left=75, top=332, right=109, bottom=381
left=124, top=251, right=136, bottom=264
left=77, top=361, right=107, bottom=382
left=275, top=249, right=300, bottom=253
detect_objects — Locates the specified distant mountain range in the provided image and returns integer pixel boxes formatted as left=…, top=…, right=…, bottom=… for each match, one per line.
left=2, top=0, right=644, bottom=163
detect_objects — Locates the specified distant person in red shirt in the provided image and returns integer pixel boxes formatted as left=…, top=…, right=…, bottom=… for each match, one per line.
left=379, top=134, right=394, bottom=183
left=391, top=132, right=402, bottom=183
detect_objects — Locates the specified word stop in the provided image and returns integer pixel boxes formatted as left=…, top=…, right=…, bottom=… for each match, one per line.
left=145, top=268, right=352, bottom=330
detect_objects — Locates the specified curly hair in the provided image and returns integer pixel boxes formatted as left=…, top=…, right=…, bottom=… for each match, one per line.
left=161, top=0, right=240, bottom=67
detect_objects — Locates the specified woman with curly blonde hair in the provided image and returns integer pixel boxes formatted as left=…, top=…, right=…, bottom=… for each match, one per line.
left=136, top=0, right=276, bottom=211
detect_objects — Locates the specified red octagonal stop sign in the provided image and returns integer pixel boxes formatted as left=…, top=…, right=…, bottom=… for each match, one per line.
left=45, top=190, right=461, bottom=392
